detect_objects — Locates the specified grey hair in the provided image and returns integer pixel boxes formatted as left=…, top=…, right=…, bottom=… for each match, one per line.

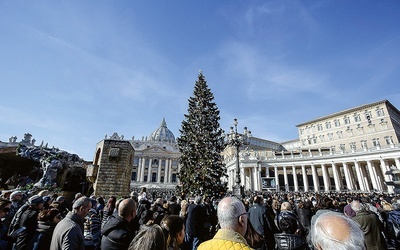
left=129, top=223, right=165, bottom=250
left=194, top=196, right=203, bottom=205
left=350, top=200, right=364, bottom=213
left=311, top=212, right=365, bottom=250
left=217, top=196, right=243, bottom=230
left=72, top=196, right=91, bottom=211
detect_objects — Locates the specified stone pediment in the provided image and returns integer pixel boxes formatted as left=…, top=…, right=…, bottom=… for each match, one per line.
left=142, top=145, right=170, bottom=154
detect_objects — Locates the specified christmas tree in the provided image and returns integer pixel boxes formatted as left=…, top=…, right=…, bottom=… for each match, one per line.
left=177, top=71, right=227, bottom=198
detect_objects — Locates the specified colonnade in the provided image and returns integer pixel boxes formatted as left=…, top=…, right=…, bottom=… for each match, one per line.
left=135, top=157, right=180, bottom=183
left=226, top=153, right=400, bottom=193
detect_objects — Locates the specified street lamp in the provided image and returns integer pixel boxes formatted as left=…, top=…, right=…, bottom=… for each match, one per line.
left=224, top=118, right=252, bottom=197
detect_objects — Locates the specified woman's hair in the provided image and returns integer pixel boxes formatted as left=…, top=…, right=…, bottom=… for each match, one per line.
left=129, top=223, right=165, bottom=250
left=280, top=201, right=292, bottom=211
left=38, top=208, right=62, bottom=222
left=179, top=200, right=189, bottom=217
left=244, top=219, right=264, bottom=249
left=160, top=215, right=184, bottom=250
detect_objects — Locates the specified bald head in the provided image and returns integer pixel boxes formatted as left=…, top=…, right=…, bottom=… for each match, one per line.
left=118, top=198, right=136, bottom=222
left=311, top=212, right=365, bottom=250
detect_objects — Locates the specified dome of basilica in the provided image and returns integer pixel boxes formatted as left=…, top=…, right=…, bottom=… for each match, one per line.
left=149, top=118, right=176, bottom=142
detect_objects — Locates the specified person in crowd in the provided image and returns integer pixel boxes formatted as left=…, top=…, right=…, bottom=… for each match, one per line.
left=350, top=200, right=386, bottom=250
left=278, top=202, right=305, bottom=236
left=274, top=214, right=307, bottom=250
left=128, top=222, right=165, bottom=250
left=296, top=201, right=312, bottom=234
left=343, top=198, right=356, bottom=218
left=202, top=196, right=218, bottom=241
left=28, top=208, right=62, bottom=250
left=248, top=195, right=272, bottom=250
left=385, top=202, right=400, bottom=249
left=179, top=200, right=189, bottom=223
left=84, top=199, right=101, bottom=250
left=138, top=187, right=148, bottom=202
left=50, top=196, right=92, bottom=250
left=15, top=195, right=45, bottom=250
left=56, top=196, right=69, bottom=216
left=244, top=219, right=265, bottom=250
left=311, top=211, right=365, bottom=250
left=101, top=198, right=137, bottom=250
left=271, top=198, right=281, bottom=228
left=0, top=198, right=11, bottom=249
left=168, top=196, right=181, bottom=215
left=198, top=196, right=252, bottom=250
left=4, top=191, right=24, bottom=228
left=161, top=215, right=185, bottom=250
left=184, top=195, right=207, bottom=250
left=101, top=196, right=116, bottom=227
left=95, top=197, right=105, bottom=222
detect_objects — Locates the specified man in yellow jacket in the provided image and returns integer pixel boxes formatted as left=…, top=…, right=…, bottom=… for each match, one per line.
left=198, top=196, right=253, bottom=250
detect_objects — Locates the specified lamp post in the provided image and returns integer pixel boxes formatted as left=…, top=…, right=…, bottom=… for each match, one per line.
left=225, top=118, right=251, bottom=197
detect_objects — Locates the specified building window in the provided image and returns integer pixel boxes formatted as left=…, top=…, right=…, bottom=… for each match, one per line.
left=376, top=108, right=385, bottom=117
left=152, top=173, right=157, bottom=182
left=336, top=131, right=343, bottom=138
left=365, top=111, right=372, bottom=124
left=340, top=144, right=345, bottom=151
left=350, top=142, right=356, bottom=150
left=160, top=176, right=164, bottom=183
left=131, top=172, right=137, bottom=181
left=306, top=126, right=310, bottom=134
left=326, top=122, right=331, bottom=129
left=328, top=133, right=334, bottom=140
left=346, top=127, right=353, bottom=136
left=317, top=124, right=323, bottom=131
left=307, top=136, right=312, bottom=145
left=301, top=139, right=306, bottom=146
left=380, top=119, right=388, bottom=130
left=133, top=157, right=139, bottom=166
left=372, top=138, right=380, bottom=147
left=172, top=174, right=177, bottom=183
left=368, top=124, right=376, bottom=133
left=319, top=135, right=325, bottom=142
left=357, top=124, right=364, bottom=135
left=354, top=114, right=361, bottom=122
left=360, top=140, right=368, bottom=149
left=334, top=119, right=341, bottom=127
left=385, top=136, right=393, bottom=145
left=312, top=136, right=317, bottom=143
left=300, top=129, right=304, bottom=135
left=344, top=116, right=350, bottom=125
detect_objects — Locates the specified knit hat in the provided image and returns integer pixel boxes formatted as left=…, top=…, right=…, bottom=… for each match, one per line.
left=28, top=195, right=44, bottom=205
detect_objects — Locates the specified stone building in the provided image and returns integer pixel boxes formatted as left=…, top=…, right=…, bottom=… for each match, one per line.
left=224, top=99, right=400, bottom=193
left=129, top=118, right=180, bottom=190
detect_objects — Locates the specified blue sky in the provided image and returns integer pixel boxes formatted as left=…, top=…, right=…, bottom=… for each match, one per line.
left=1, top=1, right=400, bottom=160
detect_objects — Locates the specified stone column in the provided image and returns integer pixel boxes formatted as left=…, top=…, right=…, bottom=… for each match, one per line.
left=301, top=165, right=309, bottom=192
left=395, top=158, right=400, bottom=169
left=157, top=158, right=162, bottom=183
left=311, top=164, right=319, bottom=191
left=147, top=158, right=152, bottom=182
left=342, top=162, right=353, bottom=190
left=360, top=164, right=371, bottom=192
left=321, top=164, right=330, bottom=191
left=332, top=162, right=341, bottom=191
left=283, top=166, right=289, bottom=191
left=164, top=159, right=169, bottom=183
left=292, top=165, right=299, bottom=192
left=274, top=165, right=280, bottom=191
left=140, top=157, right=145, bottom=182
left=354, top=161, right=365, bottom=191
left=367, top=160, right=379, bottom=190
left=136, top=157, right=142, bottom=182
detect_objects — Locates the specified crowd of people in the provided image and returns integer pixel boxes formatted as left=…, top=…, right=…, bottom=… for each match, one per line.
left=0, top=187, right=399, bottom=250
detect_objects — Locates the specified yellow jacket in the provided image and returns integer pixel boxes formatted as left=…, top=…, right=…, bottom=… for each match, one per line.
left=198, top=229, right=253, bottom=250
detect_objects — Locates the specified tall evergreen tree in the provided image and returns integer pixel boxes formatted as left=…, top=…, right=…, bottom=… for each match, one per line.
left=177, top=71, right=227, bottom=198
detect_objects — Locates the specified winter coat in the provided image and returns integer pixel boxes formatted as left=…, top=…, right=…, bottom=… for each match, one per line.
left=84, top=208, right=101, bottom=248
left=385, top=210, right=400, bottom=249
left=28, top=220, right=57, bottom=250
left=274, top=233, right=307, bottom=250
left=50, top=212, right=85, bottom=250
left=100, top=214, right=135, bottom=250
left=186, top=203, right=207, bottom=238
left=15, top=207, right=40, bottom=250
left=198, top=229, right=253, bottom=250
left=352, top=211, right=386, bottom=250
